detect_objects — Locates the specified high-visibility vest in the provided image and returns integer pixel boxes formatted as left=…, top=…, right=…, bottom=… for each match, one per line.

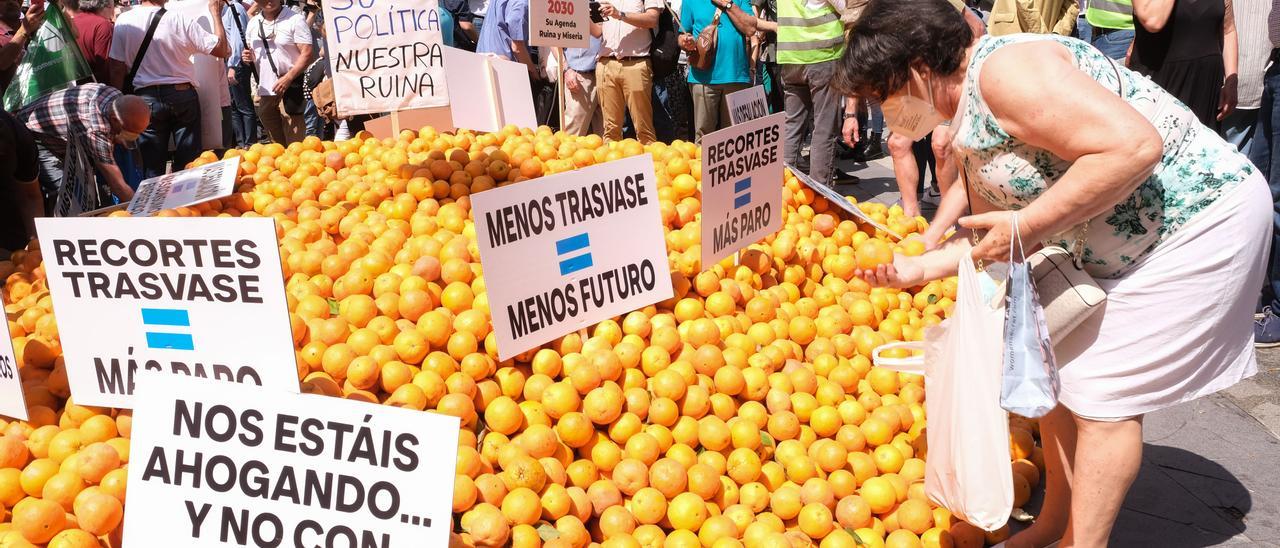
left=1085, top=0, right=1134, bottom=30
left=776, top=0, right=844, bottom=65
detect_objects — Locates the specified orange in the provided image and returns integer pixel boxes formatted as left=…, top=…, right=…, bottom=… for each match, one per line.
left=896, top=499, right=934, bottom=535
left=798, top=502, right=835, bottom=539
left=73, top=489, right=123, bottom=535
left=666, top=492, right=708, bottom=531
left=11, top=497, right=66, bottom=543
left=859, top=476, right=897, bottom=514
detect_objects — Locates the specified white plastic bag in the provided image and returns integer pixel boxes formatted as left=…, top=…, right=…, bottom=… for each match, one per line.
left=872, top=255, right=1013, bottom=531
left=1000, top=214, right=1060, bottom=418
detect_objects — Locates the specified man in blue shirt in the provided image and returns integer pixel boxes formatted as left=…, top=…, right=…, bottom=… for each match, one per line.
left=476, top=0, right=537, bottom=78
left=679, top=0, right=756, bottom=140
left=223, top=1, right=259, bottom=148
left=562, top=36, right=603, bottom=135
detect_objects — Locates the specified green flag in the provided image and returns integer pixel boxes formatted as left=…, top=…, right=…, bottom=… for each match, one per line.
left=2, top=4, right=93, bottom=111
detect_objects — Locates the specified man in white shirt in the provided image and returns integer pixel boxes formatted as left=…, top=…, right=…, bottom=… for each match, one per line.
left=590, top=0, right=665, bottom=143
left=109, top=0, right=231, bottom=178
left=242, top=0, right=313, bottom=145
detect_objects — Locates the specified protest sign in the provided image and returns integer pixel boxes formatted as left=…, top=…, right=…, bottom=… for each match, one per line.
left=701, top=112, right=786, bottom=268
left=530, top=0, right=589, bottom=48
left=124, top=372, right=459, bottom=547
left=443, top=47, right=537, bottom=133
left=0, top=316, right=27, bottom=420
left=128, top=158, right=240, bottom=217
left=784, top=162, right=903, bottom=239
left=35, top=217, right=299, bottom=408
left=472, top=155, right=673, bottom=360
left=726, top=86, right=769, bottom=125
left=323, top=0, right=449, bottom=117
left=365, top=106, right=456, bottom=138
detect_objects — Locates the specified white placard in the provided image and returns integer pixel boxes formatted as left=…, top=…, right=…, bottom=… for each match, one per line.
left=123, top=372, right=459, bottom=547
left=473, top=155, right=673, bottom=360
left=490, top=56, right=539, bottom=130
left=530, top=0, right=589, bottom=48
left=35, top=217, right=300, bottom=408
left=323, top=0, right=449, bottom=117
left=0, top=316, right=27, bottom=420
left=701, top=112, right=786, bottom=268
left=726, top=86, right=768, bottom=125
left=443, top=47, right=538, bottom=133
left=128, top=158, right=240, bottom=217
left=784, top=162, right=903, bottom=239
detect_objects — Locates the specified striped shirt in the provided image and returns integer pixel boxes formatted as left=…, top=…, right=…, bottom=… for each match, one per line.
left=1240, top=0, right=1270, bottom=108
left=1272, top=0, right=1280, bottom=46
left=15, top=83, right=120, bottom=166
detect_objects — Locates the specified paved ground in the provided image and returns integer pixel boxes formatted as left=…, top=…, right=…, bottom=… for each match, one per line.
left=837, top=154, right=1280, bottom=546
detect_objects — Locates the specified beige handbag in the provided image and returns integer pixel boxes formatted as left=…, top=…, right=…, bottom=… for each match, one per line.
left=1026, top=237, right=1106, bottom=340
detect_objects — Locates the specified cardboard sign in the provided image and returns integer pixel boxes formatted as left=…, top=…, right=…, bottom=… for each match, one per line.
left=35, top=217, right=299, bottom=408
left=53, top=135, right=98, bottom=217
left=530, top=0, right=589, bottom=48
left=473, top=155, right=673, bottom=360
left=128, top=158, right=240, bottom=217
left=784, top=162, right=903, bottom=240
left=443, top=47, right=537, bottom=133
left=123, top=372, right=459, bottom=547
left=364, top=107, right=456, bottom=138
left=0, top=316, right=27, bottom=420
left=701, top=112, right=786, bottom=268
left=323, top=0, right=449, bottom=117
left=726, top=86, right=769, bottom=125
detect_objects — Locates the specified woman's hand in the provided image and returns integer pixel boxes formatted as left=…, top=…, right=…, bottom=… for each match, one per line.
left=854, top=255, right=926, bottom=289
left=1218, top=74, right=1238, bottom=121
left=958, top=210, right=1030, bottom=263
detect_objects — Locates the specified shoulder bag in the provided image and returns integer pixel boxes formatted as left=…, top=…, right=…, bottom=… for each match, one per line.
left=687, top=8, right=721, bottom=71
left=124, top=8, right=166, bottom=94
left=959, top=171, right=1105, bottom=342
left=649, top=1, right=681, bottom=79
left=258, top=20, right=307, bottom=115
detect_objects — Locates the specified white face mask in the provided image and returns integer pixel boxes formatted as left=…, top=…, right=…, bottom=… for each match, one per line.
left=882, top=73, right=946, bottom=142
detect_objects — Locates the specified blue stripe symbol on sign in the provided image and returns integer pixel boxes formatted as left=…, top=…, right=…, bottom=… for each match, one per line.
left=141, top=308, right=195, bottom=350
left=733, top=178, right=752, bottom=209
left=556, top=233, right=593, bottom=276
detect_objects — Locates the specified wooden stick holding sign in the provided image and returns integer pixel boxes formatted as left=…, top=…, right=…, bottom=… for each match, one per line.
left=556, top=47, right=568, bottom=131
left=784, top=162, right=904, bottom=240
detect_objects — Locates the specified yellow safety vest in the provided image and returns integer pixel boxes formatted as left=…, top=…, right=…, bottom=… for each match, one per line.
left=776, top=0, right=845, bottom=65
left=1085, top=0, right=1134, bottom=30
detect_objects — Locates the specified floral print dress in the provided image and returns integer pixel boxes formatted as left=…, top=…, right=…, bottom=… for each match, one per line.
left=952, top=34, right=1256, bottom=279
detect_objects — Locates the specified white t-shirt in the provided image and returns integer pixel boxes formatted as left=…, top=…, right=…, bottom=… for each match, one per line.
left=109, top=5, right=220, bottom=88
left=247, top=6, right=313, bottom=97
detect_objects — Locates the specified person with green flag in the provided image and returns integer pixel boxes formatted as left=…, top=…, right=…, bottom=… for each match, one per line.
left=0, top=0, right=47, bottom=91
left=1, top=0, right=92, bottom=112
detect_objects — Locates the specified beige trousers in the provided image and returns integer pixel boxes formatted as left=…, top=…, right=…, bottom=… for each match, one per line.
left=595, top=57, right=655, bottom=144
left=257, top=95, right=305, bottom=145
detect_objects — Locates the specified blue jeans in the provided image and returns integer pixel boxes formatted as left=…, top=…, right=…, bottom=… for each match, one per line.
left=1221, top=108, right=1258, bottom=154
left=1091, top=28, right=1134, bottom=61
left=304, top=96, right=325, bottom=138
left=136, top=85, right=202, bottom=178
left=1250, top=61, right=1280, bottom=310
left=228, top=64, right=259, bottom=148
left=1075, top=14, right=1092, bottom=42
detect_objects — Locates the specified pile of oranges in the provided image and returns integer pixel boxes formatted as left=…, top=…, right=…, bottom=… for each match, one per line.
left=0, top=126, right=1042, bottom=548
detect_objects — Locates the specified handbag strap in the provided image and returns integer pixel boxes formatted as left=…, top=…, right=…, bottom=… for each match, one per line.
left=226, top=3, right=251, bottom=51
left=259, top=20, right=282, bottom=78
left=127, top=8, right=167, bottom=92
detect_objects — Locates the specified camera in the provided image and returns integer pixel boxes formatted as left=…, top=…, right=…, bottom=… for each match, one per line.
left=589, top=1, right=604, bottom=23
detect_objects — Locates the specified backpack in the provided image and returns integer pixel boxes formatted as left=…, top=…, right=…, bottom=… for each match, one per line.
left=649, top=4, right=681, bottom=80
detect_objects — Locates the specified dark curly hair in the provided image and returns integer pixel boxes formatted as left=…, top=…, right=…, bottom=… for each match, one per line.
left=832, top=0, right=974, bottom=101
